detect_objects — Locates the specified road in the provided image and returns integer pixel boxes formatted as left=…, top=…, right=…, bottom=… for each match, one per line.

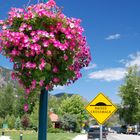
left=107, top=133, right=140, bottom=140
left=72, top=133, right=140, bottom=140
left=0, top=136, right=11, bottom=140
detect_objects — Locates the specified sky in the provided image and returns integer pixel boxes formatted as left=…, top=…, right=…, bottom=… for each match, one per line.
left=0, top=0, right=140, bottom=103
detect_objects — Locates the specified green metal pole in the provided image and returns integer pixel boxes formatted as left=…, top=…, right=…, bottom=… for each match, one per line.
left=38, top=89, right=48, bottom=140
left=38, top=1, right=48, bottom=140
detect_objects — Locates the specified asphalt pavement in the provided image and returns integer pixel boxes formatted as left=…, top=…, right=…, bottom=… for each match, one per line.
left=72, top=134, right=87, bottom=140
left=107, top=133, right=140, bottom=140
left=0, top=136, right=11, bottom=140
left=72, top=133, right=140, bottom=140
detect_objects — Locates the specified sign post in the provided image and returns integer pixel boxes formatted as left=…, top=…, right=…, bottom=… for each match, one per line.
left=100, top=125, right=102, bottom=140
left=85, top=92, right=117, bottom=140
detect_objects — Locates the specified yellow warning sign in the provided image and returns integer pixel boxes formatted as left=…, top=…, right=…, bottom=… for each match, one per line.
left=85, top=93, right=117, bottom=125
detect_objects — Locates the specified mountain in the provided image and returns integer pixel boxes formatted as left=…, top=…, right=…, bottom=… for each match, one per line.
left=0, top=66, right=13, bottom=88
left=0, top=66, right=88, bottom=103
left=54, top=92, right=74, bottom=98
left=54, top=92, right=88, bottom=103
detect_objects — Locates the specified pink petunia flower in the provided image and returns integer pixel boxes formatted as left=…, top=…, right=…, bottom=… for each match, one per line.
left=45, top=85, right=50, bottom=90
left=31, top=80, right=36, bottom=89
left=46, top=0, right=56, bottom=7
left=25, top=88, right=30, bottom=95
left=19, top=27, right=24, bottom=32
left=53, top=77, right=60, bottom=83
left=39, top=80, right=44, bottom=87
left=24, top=104, right=29, bottom=112
left=2, top=25, right=7, bottom=30
left=64, top=54, right=68, bottom=61
left=46, top=50, right=52, bottom=56
left=43, top=41, right=49, bottom=47
left=0, top=20, right=4, bottom=25
left=53, top=66, right=59, bottom=73
left=39, top=58, right=46, bottom=70
left=11, top=72, right=15, bottom=80
left=0, top=46, right=2, bottom=52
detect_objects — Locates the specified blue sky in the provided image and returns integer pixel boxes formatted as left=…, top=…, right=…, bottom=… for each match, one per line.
left=0, top=0, right=140, bottom=103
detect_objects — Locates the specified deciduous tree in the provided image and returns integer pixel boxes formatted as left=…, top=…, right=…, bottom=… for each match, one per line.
left=119, top=66, right=140, bottom=125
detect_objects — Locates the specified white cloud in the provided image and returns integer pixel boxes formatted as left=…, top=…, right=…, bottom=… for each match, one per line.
left=88, top=52, right=140, bottom=82
left=54, top=85, right=65, bottom=90
left=125, top=52, right=140, bottom=68
left=88, top=68, right=126, bottom=82
left=84, top=63, right=97, bottom=70
left=105, top=34, right=120, bottom=40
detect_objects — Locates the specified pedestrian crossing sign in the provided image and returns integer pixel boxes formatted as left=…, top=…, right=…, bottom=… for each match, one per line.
left=85, top=93, right=117, bottom=125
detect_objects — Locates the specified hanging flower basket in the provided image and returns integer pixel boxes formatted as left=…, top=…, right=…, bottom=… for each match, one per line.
left=0, top=0, right=91, bottom=104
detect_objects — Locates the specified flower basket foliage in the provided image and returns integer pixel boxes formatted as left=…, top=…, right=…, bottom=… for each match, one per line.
left=0, top=0, right=91, bottom=108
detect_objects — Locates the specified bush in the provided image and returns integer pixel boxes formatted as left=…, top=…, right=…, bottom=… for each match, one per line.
left=47, top=128, right=64, bottom=133
left=0, top=117, right=4, bottom=128
left=15, top=117, right=21, bottom=130
left=75, top=122, right=81, bottom=133
left=48, top=116, right=53, bottom=128
left=5, top=115, right=16, bottom=129
left=8, top=115, right=16, bottom=129
left=21, top=115, right=30, bottom=130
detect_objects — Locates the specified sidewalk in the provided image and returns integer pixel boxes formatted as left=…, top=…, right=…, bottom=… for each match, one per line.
left=0, top=136, right=11, bottom=140
left=72, top=134, right=87, bottom=140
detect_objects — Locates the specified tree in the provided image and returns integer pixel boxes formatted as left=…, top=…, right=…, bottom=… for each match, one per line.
left=0, top=84, right=15, bottom=118
left=48, top=116, right=53, bottom=129
left=60, top=113, right=78, bottom=132
left=5, top=115, right=16, bottom=129
left=59, top=95, right=88, bottom=131
left=0, top=117, right=4, bottom=128
left=30, top=100, right=53, bottom=130
left=48, top=95, right=59, bottom=114
left=13, top=85, right=39, bottom=117
left=119, top=66, right=140, bottom=125
left=105, top=112, right=121, bottom=127
left=48, top=93, right=69, bottom=115
left=30, top=101, right=39, bottom=129
left=15, top=117, right=21, bottom=130
left=12, top=86, right=25, bottom=117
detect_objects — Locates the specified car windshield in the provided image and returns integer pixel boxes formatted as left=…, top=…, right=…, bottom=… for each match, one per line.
left=89, top=128, right=100, bottom=132
left=88, top=127, right=106, bottom=132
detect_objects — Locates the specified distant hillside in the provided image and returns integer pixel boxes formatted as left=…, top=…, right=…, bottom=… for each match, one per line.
left=0, top=66, right=11, bottom=88
left=0, top=66, right=18, bottom=88
left=0, top=66, right=88, bottom=102
left=54, top=92, right=88, bottom=103
left=54, top=92, right=74, bottom=98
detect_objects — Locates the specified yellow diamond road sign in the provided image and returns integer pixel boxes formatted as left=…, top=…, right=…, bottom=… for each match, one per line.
left=85, top=93, right=117, bottom=125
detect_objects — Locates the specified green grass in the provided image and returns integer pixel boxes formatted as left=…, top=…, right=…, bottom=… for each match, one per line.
left=0, top=130, right=78, bottom=140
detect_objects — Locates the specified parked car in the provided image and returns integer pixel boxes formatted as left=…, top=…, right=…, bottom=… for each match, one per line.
left=110, top=126, right=121, bottom=134
left=119, top=125, right=127, bottom=134
left=127, top=125, right=138, bottom=135
left=87, top=125, right=107, bottom=140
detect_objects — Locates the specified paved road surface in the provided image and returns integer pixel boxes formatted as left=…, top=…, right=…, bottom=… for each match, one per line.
left=1, top=134, right=140, bottom=140
left=0, top=136, right=11, bottom=140
left=107, top=133, right=140, bottom=140
left=72, top=133, right=140, bottom=140
left=72, top=134, right=87, bottom=140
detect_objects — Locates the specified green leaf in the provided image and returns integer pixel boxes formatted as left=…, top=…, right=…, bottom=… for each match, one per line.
left=45, top=63, right=51, bottom=71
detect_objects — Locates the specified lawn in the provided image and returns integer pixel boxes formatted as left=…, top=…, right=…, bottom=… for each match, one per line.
left=0, top=130, right=78, bottom=140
